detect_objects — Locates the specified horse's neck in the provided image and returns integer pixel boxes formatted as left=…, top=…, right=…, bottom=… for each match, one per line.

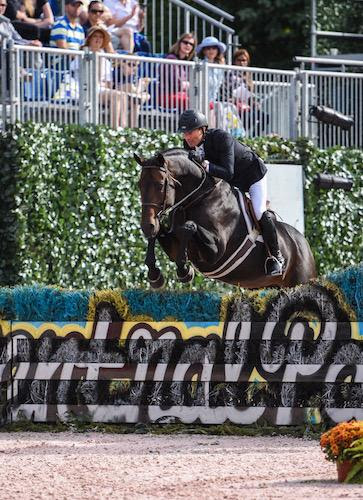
left=169, top=158, right=205, bottom=194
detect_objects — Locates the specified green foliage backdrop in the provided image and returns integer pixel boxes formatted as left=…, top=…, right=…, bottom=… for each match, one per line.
left=210, top=0, right=363, bottom=69
left=0, top=123, right=361, bottom=289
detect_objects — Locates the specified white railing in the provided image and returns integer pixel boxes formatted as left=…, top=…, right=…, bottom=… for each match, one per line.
left=144, top=0, right=236, bottom=63
left=1, top=42, right=363, bottom=148
left=299, top=69, right=363, bottom=148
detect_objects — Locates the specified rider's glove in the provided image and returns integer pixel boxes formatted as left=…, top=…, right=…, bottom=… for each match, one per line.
left=188, top=150, right=203, bottom=164
left=202, top=160, right=209, bottom=172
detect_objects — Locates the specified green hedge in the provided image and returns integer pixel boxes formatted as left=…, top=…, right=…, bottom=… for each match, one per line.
left=0, top=123, right=361, bottom=289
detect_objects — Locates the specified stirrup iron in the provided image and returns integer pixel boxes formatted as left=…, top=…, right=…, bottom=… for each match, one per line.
left=264, top=255, right=284, bottom=276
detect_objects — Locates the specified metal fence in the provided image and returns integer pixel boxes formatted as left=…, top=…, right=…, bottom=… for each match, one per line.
left=300, top=69, right=363, bottom=148
left=144, top=0, right=237, bottom=63
left=1, top=42, right=362, bottom=148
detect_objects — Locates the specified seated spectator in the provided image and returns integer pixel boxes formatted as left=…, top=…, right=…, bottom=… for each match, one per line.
left=113, top=57, right=150, bottom=127
left=221, top=49, right=253, bottom=103
left=0, top=0, right=41, bottom=45
left=81, top=0, right=114, bottom=52
left=233, top=48, right=254, bottom=96
left=103, top=0, right=149, bottom=53
left=197, top=36, right=226, bottom=126
left=5, top=0, right=53, bottom=44
left=50, top=0, right=84, bottom=50
left=72, top=25, right=128, bottom=128
left=197, top=36, right=225, bottom=102
left=229, top=48, right=267, bottom=135
left=160, top=32, right=196, bottom=109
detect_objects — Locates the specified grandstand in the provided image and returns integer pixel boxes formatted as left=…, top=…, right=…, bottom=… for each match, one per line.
left=0, top=0, right=362, bottom=148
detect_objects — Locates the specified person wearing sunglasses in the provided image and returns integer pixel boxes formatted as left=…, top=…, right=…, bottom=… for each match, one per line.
left=81, top=0, right=114, bottom=52
left=160, top=32, right=197, bottom=109
left=167, top=32, right=196, bottom=62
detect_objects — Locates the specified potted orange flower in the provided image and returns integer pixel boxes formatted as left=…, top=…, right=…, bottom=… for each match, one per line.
left=320, top=420, right=363, bottom=483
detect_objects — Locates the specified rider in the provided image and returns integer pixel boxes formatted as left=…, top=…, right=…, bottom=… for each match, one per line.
left=178, top=109, right=285, bottom=276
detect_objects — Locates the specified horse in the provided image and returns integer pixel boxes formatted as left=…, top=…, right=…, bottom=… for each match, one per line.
left=136, top=148, right=316, bottom=289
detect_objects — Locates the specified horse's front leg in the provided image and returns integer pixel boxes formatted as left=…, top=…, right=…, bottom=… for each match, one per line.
left=145, top=237, right=165, bottom=289
left=175, top=221, right=197, bottom=283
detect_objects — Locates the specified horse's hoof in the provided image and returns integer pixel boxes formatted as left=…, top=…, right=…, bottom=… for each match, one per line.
left=148, top=270, right=165, bottom=289
left=177, top=266, right=195, bottom=283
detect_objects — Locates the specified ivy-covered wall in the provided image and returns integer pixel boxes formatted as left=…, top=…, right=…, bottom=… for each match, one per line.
left=0, top=123, right=361, bottom=289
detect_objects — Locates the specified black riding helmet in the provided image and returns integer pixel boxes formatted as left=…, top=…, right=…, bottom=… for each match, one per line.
left=178, top=109, right=208, bottom=133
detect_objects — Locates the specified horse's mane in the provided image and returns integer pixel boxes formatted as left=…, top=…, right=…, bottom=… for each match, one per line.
left=161, top=147, right=188, bottom=157
left=141, top=148, right=187, bottom=167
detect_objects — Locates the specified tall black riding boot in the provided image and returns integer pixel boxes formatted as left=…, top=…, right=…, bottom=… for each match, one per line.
left=259, top=211, right=285, bottom=276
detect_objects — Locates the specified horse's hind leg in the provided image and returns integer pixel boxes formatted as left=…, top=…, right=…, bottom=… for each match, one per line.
left=175, top=221, right=197, bottom=283
left=145, top=238, right=165, bottom=289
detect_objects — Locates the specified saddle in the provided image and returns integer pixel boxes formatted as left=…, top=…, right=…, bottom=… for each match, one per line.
left=244, top=195, right=261, bottom=233
left=233, top=188, right=260, bottom=235
left=235, top=188, right=274, bottom=236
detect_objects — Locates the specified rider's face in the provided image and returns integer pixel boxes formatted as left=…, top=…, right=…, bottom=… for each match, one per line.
left=183, top=128, right=204, bottom=148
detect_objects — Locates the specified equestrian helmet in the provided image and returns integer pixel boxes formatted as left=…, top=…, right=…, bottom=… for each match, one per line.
left=178, top=110, right=208, bottom=133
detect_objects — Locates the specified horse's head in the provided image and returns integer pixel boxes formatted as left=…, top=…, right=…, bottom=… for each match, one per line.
left=136, top=152, right=179, bottom=239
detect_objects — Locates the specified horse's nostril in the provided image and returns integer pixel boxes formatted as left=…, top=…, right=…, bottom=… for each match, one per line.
left=141, top=220, right=157, bottom=238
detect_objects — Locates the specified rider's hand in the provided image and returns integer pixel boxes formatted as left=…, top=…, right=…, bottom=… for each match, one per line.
left=188, top=150, right=203, bottom=163
left=202, top=160, right=209, bottom=172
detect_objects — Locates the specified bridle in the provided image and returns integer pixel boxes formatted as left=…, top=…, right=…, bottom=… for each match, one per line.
left=141, top=158, right=211, bottom=223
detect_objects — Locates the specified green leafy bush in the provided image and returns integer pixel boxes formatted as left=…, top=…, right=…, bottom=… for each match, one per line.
left=343, top=437, right=363, bottom=484
left=0, top=123, right=361, bottom=289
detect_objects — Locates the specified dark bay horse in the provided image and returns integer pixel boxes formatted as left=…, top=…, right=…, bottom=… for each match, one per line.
left=136, top=148, right=316, bottom=289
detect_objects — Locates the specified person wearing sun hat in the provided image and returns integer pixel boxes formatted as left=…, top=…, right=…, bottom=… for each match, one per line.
left=84, top=24, right=112, bottom=49
left=196, top=35, right=226, bottom=126
left=196, top=35, right=226, bottom=60
left=70, top=23, right=128, bottom=128
left=81, top=1, right=115, bottom=52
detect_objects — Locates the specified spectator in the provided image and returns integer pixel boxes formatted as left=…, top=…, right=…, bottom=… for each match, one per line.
left=196, top=36, right=225, bottom=102
left=81, top=0, right=114, bottom=52
left=103, top=0, right=148, bottom=53
left=231, top=47, right=267, bottom=135
left=161, top=32, right=196, bottom=109
left=50, top=0, right=84, bottom=50
left=166, top=32, right=196, bottom=61
left=72, top=25, right=127, bottom=128
left=113, top=57, right=150, bottom=127
left=197, top=36, right=226, bottom=127
left=5, top=0, right=53, bottom=44
left=233, top=48, right=253, bottom=92
left=0, top=0, right=41, bottom=45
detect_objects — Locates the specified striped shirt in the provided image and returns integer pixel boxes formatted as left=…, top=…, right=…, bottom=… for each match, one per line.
left=50, top=16, right=85, bottom=50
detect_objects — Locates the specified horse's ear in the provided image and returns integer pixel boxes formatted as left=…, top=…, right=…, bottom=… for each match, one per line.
left=156, top=153, right=165, bottom=167
left=134, top=153, right=144, bottom=165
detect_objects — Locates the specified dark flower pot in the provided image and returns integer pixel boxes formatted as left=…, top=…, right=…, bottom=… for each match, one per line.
left=336, top=461, right=352, bottom=482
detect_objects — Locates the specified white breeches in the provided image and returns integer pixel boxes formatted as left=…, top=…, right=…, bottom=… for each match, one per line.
left=248, top=175, right=267, bottom=221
